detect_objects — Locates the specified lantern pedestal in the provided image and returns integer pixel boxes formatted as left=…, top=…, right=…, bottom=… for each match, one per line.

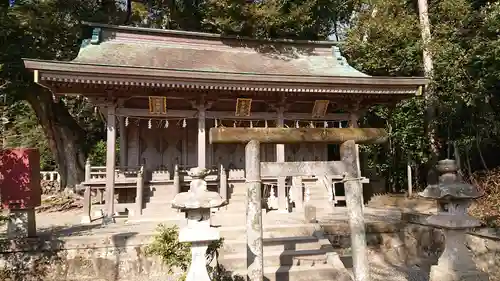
left=172, top=167, right=225, bottom=281
left=7, top=208, right=36, bottom=238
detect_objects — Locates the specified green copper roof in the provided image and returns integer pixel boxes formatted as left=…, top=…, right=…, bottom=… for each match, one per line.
left=72, top=24, right=369, bottom=78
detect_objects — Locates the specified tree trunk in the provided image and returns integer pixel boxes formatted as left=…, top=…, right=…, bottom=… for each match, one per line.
left=25, top=86, right=87, bottom=190
left=417, top=0, right=439, bottom=185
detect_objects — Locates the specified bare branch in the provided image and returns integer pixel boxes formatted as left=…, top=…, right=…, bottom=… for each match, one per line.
left=0, top=81, right=10, bottom=90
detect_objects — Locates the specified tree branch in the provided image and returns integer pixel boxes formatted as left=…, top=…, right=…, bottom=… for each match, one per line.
left=0, top=81, right=10, bottom=90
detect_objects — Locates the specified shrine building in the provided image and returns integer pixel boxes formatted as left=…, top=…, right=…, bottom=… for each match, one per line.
left=23, top=23, right=427, bottom=221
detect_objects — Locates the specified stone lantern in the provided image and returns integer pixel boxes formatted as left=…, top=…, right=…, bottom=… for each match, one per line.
left=171, top=167, right=225, bottom=281
left=419, top=159, right=488, bottom=281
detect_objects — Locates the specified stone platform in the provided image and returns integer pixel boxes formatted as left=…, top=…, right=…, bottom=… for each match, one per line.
left=0, top=206, right=438, bottom=281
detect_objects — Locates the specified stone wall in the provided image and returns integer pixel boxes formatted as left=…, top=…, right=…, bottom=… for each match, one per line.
left=321, top=213, right=500, bottom=280
left=0, top=232, right=182, bottom=281
left=401, top=212, right=500, bottom=281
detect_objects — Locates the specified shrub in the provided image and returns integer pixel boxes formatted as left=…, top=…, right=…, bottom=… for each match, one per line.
left=146, top=224, right=243, bottom=281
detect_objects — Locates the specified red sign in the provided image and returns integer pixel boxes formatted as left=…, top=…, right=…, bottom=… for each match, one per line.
left=0, top=149, right=41, bottom=209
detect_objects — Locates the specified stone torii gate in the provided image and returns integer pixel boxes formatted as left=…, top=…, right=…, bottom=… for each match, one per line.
left=210, top=127, right=388, bottom=281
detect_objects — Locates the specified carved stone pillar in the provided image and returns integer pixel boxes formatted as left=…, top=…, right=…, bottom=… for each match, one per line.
left=348, top=111, right=362, bottom=180
left=245, top=140, right=264, bottom=281
left=341, top=140, right=369, bottom=281
left=276, top=106, right=287, bottom=212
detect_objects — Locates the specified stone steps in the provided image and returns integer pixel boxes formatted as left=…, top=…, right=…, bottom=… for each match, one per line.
left=221, top=236, right=322, bottom=254
left=210, top=190, right=354, bottom=281
left=136, top=183, right=354, bottom=281
left=127, top=212, right=185, bottom=223
left=218, top=224, right=317, bottom=240
left=142, top=200, right=175, bottom=210
left=218, top=228, right=352, bottom=281
left=220, top=248, right=330, bottom=269
left=231, top=263, right=351, bottom=281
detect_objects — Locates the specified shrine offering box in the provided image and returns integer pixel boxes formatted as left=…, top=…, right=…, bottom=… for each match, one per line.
left=0, top=149, right=41, bottom=209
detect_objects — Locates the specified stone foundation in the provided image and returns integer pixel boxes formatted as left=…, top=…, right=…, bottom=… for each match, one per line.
left=0, top=233, right=182, bottom=281
left=401, top=213, right=500, bottom=280
left=1, top=215, right=499, bottom=281
left=322, top=214, right=500, bottom=280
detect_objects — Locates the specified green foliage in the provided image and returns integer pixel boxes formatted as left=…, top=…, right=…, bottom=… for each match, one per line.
left=0, top=101, right=55, bottom=170
left=146, top=224, right=223, bottom=272
left=4, top=0, right=500, bottom=200
left=146, top=224, right=192, bottom=273
left=344, top=0, right=500, bottom=192
left=344, top=0, right=427, bottom=190
left=130, top=0, right=360, bottom=39
left=0, top=0, right=114, bottom=182
left=88, top=140, right=107, bottom=166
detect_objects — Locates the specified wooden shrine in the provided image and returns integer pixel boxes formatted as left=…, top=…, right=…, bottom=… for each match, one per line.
left=23, top=22, right=427, bottom=221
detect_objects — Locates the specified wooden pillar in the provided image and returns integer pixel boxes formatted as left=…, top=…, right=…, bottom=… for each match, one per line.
left=104, top=104, right=117, bottom=224
left=219, top=164, right=228, bottom=202
left=81, top=185, right=91, bottom=223
left=134, top=166, right=144, bottom=216
left=182, top=127, right=188, bottom=167
left=173, top=164, right=181, bottom=195
left=276, top=107, right=287, bottom=212
left=245, top=140, right=264, bottom=281
left=198, top=106, right=206, bottom=169
left=292, top=176, right=303, bottom=210
left=85, top=158, right=91, bottom=182
left=119, top=116, right=128, bottom=167
left=340, top=140, right=369, bottom=281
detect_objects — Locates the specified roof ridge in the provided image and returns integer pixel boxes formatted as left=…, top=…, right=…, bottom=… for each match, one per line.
left=81, top=22, right=343, bottom=46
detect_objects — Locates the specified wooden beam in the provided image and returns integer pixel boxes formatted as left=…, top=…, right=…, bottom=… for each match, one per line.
left=260, top=161, right=346, bottom=177
left=209, top=128, right=388, bottom=144
left=116, top=108, right=197, bottom=118
left=115, top=108, right=349, bottom=120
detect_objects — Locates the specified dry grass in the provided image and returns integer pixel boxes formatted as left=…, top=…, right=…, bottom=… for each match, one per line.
left=36, top=193, right=82, bottom=213
left=468, top=168, right=500, bottom=227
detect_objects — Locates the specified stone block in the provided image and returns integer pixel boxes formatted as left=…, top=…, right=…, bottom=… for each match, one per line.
left=304, top=205, right=316, bottom=223
left=7, top=209, right=36, bottom=238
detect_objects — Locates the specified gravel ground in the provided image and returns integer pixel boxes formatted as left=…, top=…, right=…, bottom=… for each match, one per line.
left=367, top=250, right=430, bottom=281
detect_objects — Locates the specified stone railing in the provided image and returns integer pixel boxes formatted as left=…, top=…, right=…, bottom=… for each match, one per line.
left=40, top=171, right=61, bottom=183
left=228, top=168, right=245, bottom=180
left=151, top=168, right=171, bottom=182
left=40, top=171, right=62, bottom=193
